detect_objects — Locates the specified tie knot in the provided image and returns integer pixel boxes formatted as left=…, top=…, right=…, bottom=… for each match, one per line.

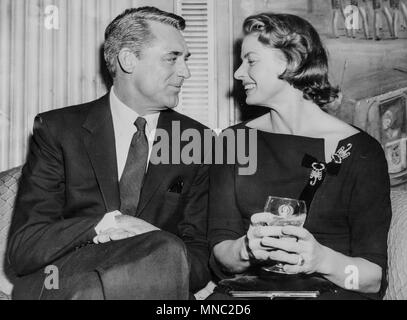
left=134, top=117, right=147, bottom=133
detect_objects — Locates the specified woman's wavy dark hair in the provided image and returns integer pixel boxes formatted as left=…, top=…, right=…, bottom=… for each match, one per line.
left=243, top=13, right=339, bottom=108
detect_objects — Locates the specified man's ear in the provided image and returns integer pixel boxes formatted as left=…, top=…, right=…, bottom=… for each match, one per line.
left=117, top=48, right=137, bottom=74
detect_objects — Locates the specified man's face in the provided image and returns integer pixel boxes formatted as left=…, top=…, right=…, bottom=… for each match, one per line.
left=130, top=22, right=191, bottom=112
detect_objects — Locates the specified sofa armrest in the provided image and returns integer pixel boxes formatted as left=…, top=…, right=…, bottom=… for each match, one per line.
left=0, top=166, right=22, bottom=296
left=385, top=191, right=407, bottom=299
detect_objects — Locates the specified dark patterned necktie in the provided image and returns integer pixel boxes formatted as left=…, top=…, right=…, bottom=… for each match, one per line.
left=119, top=117, right=148, bottom=216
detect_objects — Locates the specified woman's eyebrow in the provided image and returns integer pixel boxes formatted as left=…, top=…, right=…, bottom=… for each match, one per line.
left=242, top=52, right=257, bottom=59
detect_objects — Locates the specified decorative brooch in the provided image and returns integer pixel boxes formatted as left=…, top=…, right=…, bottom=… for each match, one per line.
left=331, top=143, right=353, bottom=164
left=303, top=143, right=353, bottom=187
left=300, top=143, right=353, bottom=211
left=309, top=162, right=326, bottom=186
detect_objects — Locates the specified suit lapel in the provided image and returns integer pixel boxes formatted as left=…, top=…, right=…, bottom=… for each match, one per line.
left=136, top=109, right=178, bottom=215
left=82, top=94, right=120, bottom=212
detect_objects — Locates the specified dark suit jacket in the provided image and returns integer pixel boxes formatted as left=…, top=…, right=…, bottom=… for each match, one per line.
left=7, top=94, right=211, bottom=292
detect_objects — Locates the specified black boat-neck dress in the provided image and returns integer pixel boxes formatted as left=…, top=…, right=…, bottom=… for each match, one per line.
left=208, top=122, right=392, bottom=299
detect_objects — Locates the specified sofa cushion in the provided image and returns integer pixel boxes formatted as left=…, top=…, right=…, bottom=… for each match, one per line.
left=385, top=191, right=407, bottom=300
left=0, top=166, right=21, bottom=296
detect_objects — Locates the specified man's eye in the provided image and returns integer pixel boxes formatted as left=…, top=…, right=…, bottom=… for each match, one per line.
left=248, top=60, right=256, bottom=66
left=167, top=57, right=177, bottom=64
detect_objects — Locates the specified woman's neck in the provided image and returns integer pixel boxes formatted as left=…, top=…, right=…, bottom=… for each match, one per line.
left=267, top=94, right=324, bottom=137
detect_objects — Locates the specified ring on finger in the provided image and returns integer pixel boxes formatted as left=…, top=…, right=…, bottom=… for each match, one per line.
left=297, top=254, right=305, bottom=266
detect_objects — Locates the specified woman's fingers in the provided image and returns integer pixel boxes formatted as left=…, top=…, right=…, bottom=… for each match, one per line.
left=261, top=236, right=300, bottom=253
left=268, top=250, right=300, bottom=265
left=252, top=249, right=270, bottom=260
left=248, top=238, right=270, bottom=253
left=282, top=264, right=303, bottom=274
left=249, top=225, right=283, bottom=238
left=246, top=238, right=276, bottom=261
left=250, top=212, right=275, bottom=225
left=282, top=226, right=311, bottom=240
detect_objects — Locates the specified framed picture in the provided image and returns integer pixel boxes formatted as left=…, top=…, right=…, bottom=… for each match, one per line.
left=379, top=94, right=407, bottom=186
left=385, top=138, right=407, bottom=174
left=379, top=95, right=407, bottom=145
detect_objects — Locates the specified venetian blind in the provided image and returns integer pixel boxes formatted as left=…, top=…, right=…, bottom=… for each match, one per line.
left=176, top=0, right=217, bottom=129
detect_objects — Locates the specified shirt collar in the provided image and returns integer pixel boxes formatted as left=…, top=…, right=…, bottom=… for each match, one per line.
left=109, top=87, right=160, bottom=134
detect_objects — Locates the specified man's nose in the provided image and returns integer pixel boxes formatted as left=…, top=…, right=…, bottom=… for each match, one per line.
left=178, top=61, right=191, bottom=79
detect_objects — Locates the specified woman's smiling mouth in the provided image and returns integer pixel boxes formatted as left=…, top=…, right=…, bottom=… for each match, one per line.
left=244, top=83, right=256, bottom=93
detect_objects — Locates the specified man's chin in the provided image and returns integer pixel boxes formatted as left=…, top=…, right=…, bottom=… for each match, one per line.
left=147, top=97, right=178, bottom=112
left=166, top=97, right=179, bottom=109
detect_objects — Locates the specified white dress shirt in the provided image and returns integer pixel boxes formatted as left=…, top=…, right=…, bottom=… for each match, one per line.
left=94, top=88, right=160, bottom=236
left=110, top=87, right=159, bottom=180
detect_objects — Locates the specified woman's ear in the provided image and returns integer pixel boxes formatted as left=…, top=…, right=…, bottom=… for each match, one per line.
left=117, top=48, right=137, bottom=74
left=274, top=49, right=290, bottom=77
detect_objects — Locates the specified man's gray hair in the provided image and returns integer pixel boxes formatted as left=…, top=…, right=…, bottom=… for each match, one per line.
left=104, top=6, right=186, bottom=77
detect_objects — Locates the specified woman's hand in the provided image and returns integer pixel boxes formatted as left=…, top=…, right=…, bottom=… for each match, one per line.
left=261, top=225, right=330, bottom=275
left=240, top=212, right=283, bottom=262
left=261, top=226, right=382, bottom=293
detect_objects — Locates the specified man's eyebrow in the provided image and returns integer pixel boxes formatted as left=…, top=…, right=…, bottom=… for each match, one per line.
left=167, top=51, right=192, bottom=58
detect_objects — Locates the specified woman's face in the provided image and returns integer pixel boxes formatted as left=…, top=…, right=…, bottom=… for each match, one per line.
left=234, top=34, right=290, bottom=107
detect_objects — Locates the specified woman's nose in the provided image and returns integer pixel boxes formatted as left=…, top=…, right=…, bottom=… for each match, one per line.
left=234, top=63, right=245, bottom=80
